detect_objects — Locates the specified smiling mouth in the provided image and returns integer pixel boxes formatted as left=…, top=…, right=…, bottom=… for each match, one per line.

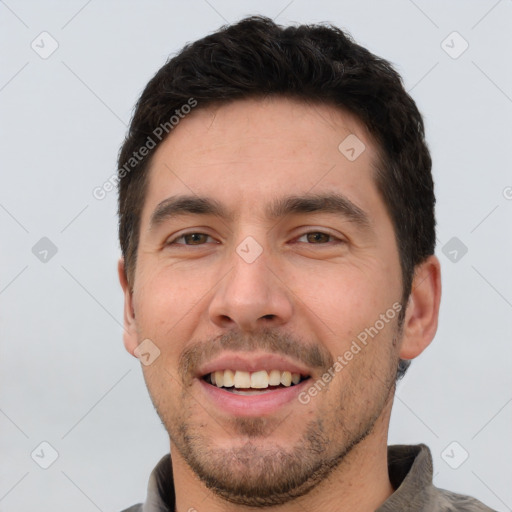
left=202, top=369, right=311, bottom=395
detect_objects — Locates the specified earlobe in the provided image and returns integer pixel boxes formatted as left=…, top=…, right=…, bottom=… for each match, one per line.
left=399, top=255, right=442, bottom=360
left=118, top=258, right=139, bottom=357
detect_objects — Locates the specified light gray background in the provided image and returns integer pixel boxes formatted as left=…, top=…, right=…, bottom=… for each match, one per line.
left=1, top=1, right=511, bottom=511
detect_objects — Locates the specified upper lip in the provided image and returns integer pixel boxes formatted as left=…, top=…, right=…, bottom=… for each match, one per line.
left=197, top=352, right=312, bottom=378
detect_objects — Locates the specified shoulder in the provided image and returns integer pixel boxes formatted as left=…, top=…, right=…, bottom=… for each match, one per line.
left=118, top=504, right=143, bottom=512
left=435, top=487, right=497, bottom=511
left=385, top=444, right=496, bottom=512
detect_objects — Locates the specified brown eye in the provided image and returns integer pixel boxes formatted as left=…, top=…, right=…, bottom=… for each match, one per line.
left=183, top=233, right=209, bottom=245
left=308, top=232, right=330, bottom=243
left=297, top=232, right=335, bottom=244
left=168, top=233, right=213, bottom=245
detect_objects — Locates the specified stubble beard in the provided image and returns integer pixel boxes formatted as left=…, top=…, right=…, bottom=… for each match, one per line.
left=147, top=339, right=399, bottom=507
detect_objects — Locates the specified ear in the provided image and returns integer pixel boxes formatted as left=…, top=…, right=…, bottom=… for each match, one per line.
left=399, top=255, right=442, bottom=360
left=118, top=258, right=139, bottom=357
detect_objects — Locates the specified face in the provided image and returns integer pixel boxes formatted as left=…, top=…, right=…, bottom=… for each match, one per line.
left=123, top=97, right=405, bottom=506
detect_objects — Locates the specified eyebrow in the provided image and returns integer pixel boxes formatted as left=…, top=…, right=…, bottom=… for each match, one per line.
left=150, top=196, right=231, bottom=229
left=149, top=193, right=371, bottom=231
left=266, top=193, right=371, bottom=228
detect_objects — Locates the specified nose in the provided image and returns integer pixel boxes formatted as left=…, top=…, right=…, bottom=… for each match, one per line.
left=208, top=242, right=294, bottom=332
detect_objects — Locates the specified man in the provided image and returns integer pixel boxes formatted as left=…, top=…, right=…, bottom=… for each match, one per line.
left=116, top=16, right=494, bottom=512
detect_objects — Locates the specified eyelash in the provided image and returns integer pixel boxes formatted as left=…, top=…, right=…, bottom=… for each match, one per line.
left=166, top=230, right=344, bottom=246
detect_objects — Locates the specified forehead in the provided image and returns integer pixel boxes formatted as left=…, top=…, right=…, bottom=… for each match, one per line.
left=142, top=97, right=383, bottom=223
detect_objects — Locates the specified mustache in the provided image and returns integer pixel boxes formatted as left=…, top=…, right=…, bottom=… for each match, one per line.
left=178, top=328, right=334, bottom=381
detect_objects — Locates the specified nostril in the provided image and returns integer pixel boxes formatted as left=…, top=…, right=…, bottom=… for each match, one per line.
left=262, top=314, right=275, bottom=320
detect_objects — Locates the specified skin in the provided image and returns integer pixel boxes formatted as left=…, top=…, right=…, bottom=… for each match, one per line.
left=119, top=97, right=441, bottom=512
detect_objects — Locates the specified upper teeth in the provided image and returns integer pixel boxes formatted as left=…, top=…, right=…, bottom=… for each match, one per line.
left=210, top=369, right=302, bottom=388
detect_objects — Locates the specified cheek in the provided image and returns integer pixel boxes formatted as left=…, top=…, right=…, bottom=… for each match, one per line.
left=290, top=259, right=394, bottom=325
left=289, top=258, right=401, bottom=377
left=137, top=260, right=207, bottom=313
left=133, top=266, right=200, bottom=345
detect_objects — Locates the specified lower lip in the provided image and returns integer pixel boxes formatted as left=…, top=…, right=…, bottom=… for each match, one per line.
left=198, top=378, right=310, bottom=417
